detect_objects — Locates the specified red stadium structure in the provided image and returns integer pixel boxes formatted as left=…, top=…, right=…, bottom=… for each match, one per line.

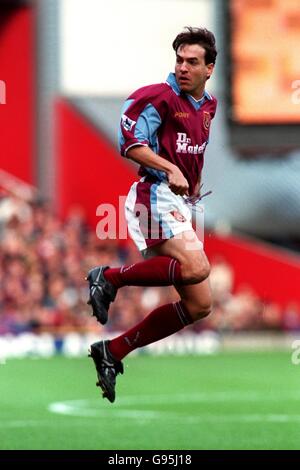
left=1, top=0, right=300, bottom=331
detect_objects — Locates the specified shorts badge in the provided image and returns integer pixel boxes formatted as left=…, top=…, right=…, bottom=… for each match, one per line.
left=170, top=211, right=186, bottom=222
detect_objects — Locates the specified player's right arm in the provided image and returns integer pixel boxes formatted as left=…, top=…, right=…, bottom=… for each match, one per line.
left=127, top=145, right=188, bottom=196
left=119, top=85, right=188, bottom=196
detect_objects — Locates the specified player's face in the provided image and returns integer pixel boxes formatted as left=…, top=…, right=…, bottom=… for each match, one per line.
left=175, top=44, right=214, bottom=99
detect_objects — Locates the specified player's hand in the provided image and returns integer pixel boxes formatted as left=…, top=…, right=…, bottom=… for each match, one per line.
left=167, top=166, right=189, bottom=196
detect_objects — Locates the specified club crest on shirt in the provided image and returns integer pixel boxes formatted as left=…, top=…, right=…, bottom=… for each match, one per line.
left=203, top=111, right=211, bottom=130
left=170, top=211, right=186, bottom=222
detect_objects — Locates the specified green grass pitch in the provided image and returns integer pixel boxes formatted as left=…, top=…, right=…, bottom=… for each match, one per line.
left=0, top=351, right=299, bottom=450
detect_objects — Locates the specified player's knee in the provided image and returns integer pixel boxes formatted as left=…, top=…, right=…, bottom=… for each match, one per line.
left=189, top=303, right=212, bottom=321
left=181, top=260, right=210, bottom=284
left=196, top=304, right=212, bottom=320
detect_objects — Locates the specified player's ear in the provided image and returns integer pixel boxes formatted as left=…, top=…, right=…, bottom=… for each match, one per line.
left=206, top=63, right=214, bottom=80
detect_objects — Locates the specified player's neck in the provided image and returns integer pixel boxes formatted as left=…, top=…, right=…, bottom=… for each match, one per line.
left=188, top=86, right=205, bottom=101
left=187, top=90, right=205, bottom=102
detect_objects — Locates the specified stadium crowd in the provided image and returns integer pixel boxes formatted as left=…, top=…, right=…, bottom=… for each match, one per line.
left=0, top=192, right=299, bottom=336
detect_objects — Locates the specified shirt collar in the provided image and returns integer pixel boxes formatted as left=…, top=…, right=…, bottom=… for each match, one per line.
left=166, top=72, right=212, bottom=101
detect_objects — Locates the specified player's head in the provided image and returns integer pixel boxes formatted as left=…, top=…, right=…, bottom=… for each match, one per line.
left=173, top=27, right=217, bottom=97
left=172, top=27, right=217, bottom=66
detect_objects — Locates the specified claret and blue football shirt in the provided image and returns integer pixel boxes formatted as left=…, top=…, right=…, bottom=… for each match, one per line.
left=119, top=72, right=217, bottom=196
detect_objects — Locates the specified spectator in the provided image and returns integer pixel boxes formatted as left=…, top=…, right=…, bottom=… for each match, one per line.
left=0, top=193, right=292, bottom=336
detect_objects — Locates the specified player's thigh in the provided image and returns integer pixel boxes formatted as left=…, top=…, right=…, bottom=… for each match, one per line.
left=151, top=230, right=210, bottom=282
left=176, top=277, right=212, bottom=320
left=151, top=230, right=205, bottom=262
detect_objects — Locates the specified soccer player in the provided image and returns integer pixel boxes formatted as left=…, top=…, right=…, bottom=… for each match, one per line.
left=87, top=27, right=218, bottom=402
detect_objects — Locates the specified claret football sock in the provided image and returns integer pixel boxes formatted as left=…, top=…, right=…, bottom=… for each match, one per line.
left=108, top=301, right=193, bottom=361
left=103, top=256, right=183, bottom=288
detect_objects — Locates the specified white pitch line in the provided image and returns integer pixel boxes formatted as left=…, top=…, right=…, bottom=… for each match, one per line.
left=47, top=391, right=300, bottom=423
left=108, top=390, right=300, bottom=405
left=3, top=413, right=300, bottom=429
left=48, top=401, right=176, bottom=420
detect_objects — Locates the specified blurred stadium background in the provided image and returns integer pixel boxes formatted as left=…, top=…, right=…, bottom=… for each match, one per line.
left=1, top=0, right=300, bottom=450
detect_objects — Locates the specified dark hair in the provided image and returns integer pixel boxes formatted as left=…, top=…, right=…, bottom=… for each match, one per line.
left=172, top=26, right=217, bottom=65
